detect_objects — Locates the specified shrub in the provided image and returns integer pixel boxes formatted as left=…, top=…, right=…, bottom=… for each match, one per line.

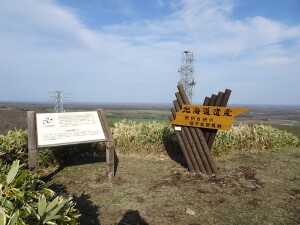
left=212, top=123, right=300, bottom=156
left=0, top=129, right=92, bottom=168
left=111, top=120, right=176, bottom=156
left=50, top=142, right=105, bottom=166
left=0, top=129, right=28, bottom=165
left=1, top=123, right=299, bottom=163
left=111, top=121, right=300, bottom=157
left=0, top=129, right=56, bottom=168
left=0, top=160, right=80, bottom=224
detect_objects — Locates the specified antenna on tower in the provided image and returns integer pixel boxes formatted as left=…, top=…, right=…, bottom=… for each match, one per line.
left=178, top=50, right=196, bottom=102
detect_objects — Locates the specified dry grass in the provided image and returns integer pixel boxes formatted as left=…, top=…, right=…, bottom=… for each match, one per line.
left=213, top=123, right=300, bottom=156
left=46, top=148, right=300, bottom=225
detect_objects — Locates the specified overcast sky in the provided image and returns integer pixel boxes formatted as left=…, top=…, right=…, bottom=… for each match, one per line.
left=0, top=0, right=300, bottom=105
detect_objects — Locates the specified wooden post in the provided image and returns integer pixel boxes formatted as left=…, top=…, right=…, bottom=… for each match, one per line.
left=203, top=93, right=222, bottom=141
left=27, top=111, right=37, bottom=173
left=203, top=89, right=231, bottom=150
left=176, top=84, right=218, bottom=175
left=173, top=101, right=207, bottom=174
left=97, top=109, right=115, bottom=180
left=171, top=107, right=201, bottom=173
left=169, top=114, right=195, bottom=173
left=170, top=84, right=233, bottom=175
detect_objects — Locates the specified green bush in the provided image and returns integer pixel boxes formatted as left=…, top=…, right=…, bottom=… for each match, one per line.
left=50, top=143, right=105, bottom=166
left=111, top=121, right=300, bottom=157
left=0, top=160, right=80, bottom=224
left=0, top=129, right=28, bottom=165
left=111, top=120, right=176, bottom=156
left=0, top=129, right=102, bottom=168
left=0, top=129, right=56, bottom=168
left=0, top=160, right=80, bottom=225
left=1, top=123, right=299, bottom=162
left=212, top=123, right=300, bottom=156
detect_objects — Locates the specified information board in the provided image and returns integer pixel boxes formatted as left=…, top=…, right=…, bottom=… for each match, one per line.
left=36, top=111, right=106, bottom=147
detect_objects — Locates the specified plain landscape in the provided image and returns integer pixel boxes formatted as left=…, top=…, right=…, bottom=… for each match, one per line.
left=0, top=101, right=300, bottom=136
left=0, top=101, right=300, bottom=225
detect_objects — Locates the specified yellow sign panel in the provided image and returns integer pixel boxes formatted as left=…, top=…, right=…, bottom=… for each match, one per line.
left=171, top=105, right=250, bottom=130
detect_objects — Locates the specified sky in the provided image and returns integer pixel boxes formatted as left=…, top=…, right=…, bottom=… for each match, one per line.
left=0, top=0, right=300, bottom=105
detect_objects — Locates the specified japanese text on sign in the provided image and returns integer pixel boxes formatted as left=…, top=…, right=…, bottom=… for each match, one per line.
left=171, top=105, right=250, bottom=130
left=36, top=111, right=106, bottom=147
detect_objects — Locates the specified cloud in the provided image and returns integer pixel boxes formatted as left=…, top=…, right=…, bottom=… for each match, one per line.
left=0, top=0, right=103, bottom=50
left=0, top=0, right=299, bottom=104
left=156, top=0, right=165, bottom=8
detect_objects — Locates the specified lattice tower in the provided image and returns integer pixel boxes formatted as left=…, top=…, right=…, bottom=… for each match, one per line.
left=178, top=50, right=196, bottom=102
left=54, top=91, right=64, bottom=113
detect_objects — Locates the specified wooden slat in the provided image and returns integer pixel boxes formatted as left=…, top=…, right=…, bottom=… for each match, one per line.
left=170, top=84, right=232, bottom=175
left=172, top=104, right=203, bottom=173
left=203, top=93, right=220, bottom=141
left=206, top=90, right=231, bottom=150
left=169, top=114, right=195, bottom=173
left=194, top=128, right=218, bottom=175
left=174, top=95, right=212, bottom=174
left=177, top=84, right=218, bottom=175
left=203, top=96, right=210, bottom=105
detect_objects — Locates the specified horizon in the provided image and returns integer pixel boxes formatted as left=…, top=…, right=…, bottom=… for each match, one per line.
left=1, top=100, right=300, bottom=108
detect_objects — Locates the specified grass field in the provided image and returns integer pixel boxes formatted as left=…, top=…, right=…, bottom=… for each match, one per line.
left=45, top=148, right=300, bottom=225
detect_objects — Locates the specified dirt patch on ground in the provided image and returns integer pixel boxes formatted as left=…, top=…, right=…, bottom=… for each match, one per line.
left=46, top=148, right=300, bottom=225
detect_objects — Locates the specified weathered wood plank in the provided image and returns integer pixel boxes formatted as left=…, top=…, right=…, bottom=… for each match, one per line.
left=206, top=90, right=231, bottom=150
left=174, top=94, right=212, bottom=174
left=177, top=84, right=218, bottom=175
left=203, top=93, right=220, bottom=141
left=97, top=109, right=115, bottom=180
left=169, top=113, right=195, bottom=173
left=27, top=111, right=37, bottom=173
left=172, top=106, right=205, bottom=173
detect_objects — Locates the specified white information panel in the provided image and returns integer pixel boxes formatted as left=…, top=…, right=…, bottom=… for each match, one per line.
left=36, top=111, right=106, bottom=147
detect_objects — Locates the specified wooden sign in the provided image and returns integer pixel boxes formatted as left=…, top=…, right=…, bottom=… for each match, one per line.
left=171, top=104, right=249, bottom=130
left=36, top=111, right=106, bottom=147
left=27, top=109, right=115, bottom=180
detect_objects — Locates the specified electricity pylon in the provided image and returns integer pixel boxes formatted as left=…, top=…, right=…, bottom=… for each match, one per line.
left=178, top=50, right=196, bottom=102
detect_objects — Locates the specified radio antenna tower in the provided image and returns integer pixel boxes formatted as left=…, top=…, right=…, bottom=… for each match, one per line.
left=53, top=91, right=64, bottom=113
left=178, top=50, right=196, bottom=102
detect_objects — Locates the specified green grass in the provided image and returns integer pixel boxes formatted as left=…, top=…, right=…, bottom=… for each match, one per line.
left=108, top=117, right=168, bottom=125
left=271, top=124, right=300, bottom=137
left=104, top=109, right=170, bottom=123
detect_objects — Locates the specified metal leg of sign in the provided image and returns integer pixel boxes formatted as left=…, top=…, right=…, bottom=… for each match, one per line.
left=27, top=111, right=37, bottom=173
